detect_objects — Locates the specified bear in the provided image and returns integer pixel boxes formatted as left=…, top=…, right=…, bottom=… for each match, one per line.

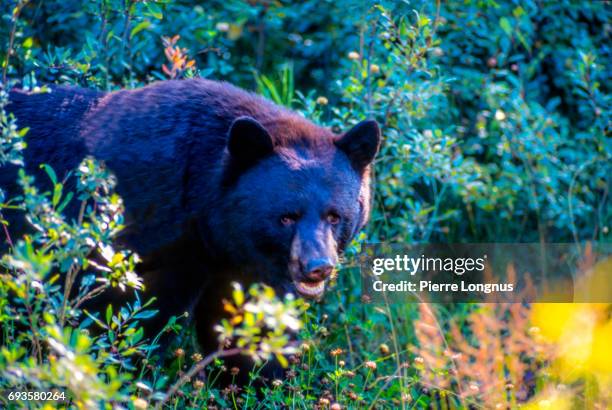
left=3, top=79, right=380, bottom=365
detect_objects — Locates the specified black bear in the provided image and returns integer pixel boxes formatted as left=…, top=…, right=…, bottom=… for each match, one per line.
left=3, top=79, right=380, bottom=354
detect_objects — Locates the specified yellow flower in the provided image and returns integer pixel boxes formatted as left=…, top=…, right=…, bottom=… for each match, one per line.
left=133, top=398, right=148, bottom=410
left=379, top=343, right=390, bottom=355
left=522, top=388, right=572, bottom=410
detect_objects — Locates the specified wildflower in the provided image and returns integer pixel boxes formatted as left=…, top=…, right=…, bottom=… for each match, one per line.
left=494, top=109, right=506, bottom=121
left=191, top=352, right=202, bottom=362
left=133, top=398, right=148, bottom=410
left=469, top=383, right=479, bottom=392
left=319, top=397, right=330, bottom=406
left=338, top=360, right=345, bottom=367
left=272, top=379, right=283, bottom=388
left=348, top=391, right=358, bottom=400
left=316, top=96, right=329, bottom=105
left=370, top=64, right=380, bottom=74
left=344, top=370, right=356, bottom=378
left=216, top=22, right=230, bottom=32
left=193, top=379, right=205, bottom=390
left=330, top=403, right=342, bottom=410
left=401, top=392, right=411, bottom=402
left=364, top=361, right=377, bottom=370
left=414, top=356, right=424, bottom=365
left=286, top=369, right=297, bottom=379
left=379, top=343, right=390, bottom=355
left=301, top=343, right=311, bottom=352
left=347, top=51, right=360, bottom=60
left=431, top=47, right=444, bottom=56
left=174, top=348, right=185, bottom=358
left=230, top=367, right=240, bottom=376
left=330, top=348, right=343, bottom=357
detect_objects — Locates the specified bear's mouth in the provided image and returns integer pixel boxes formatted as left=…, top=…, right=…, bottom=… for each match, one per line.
left=293, top=280, right=326, bottom=299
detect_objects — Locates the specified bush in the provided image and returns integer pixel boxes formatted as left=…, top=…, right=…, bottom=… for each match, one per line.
left=1, top=0, right=610, bottom=408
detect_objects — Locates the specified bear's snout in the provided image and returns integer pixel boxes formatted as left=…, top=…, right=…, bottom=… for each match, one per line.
left=303, top=258, right=334, bottom=282
left=289, top=230, right=337, bottom=299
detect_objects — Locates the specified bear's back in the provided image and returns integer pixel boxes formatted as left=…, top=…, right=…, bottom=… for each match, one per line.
left=7, top=86, right=104, bottom=179
left=3, top=79, right=333, bottom=256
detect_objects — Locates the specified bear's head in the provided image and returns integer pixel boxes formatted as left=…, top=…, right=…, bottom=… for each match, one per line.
left=209, top=116, right=380, bottom=300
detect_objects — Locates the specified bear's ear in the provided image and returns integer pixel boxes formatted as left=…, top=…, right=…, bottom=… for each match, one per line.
left=335, top=120, right=381, bottom=171
left=227, top=116, right=274, bottom=166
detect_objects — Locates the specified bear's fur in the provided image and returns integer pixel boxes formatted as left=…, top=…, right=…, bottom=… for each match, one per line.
left=3, top=79, right=380, bottom=355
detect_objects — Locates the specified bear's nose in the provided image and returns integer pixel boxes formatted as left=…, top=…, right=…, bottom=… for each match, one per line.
left=304, top=259, right=334, bottom=282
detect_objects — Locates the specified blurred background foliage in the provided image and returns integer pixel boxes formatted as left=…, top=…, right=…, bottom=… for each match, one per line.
left=1, top=0, right=611, bottom=409
left=2, top=0, right=610, bottom=244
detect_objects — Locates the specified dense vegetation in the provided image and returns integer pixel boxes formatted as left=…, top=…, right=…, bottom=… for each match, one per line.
left=1, top=0, right=610, bottom=409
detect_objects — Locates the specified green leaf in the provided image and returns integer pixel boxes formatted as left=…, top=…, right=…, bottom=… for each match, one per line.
left=145, top=3, right=163, bottom=20
left=499, top=17, right=512, bottom=36
left=106, top=304, right=113, bottom=325
left=41, top=164, right=57, bottom=185
left=133, top=309, right=158, bottom=320
left=57, top=191, right=74, bottom=213
left=130, top=21, right=151, bottom=38
left=52, top=183, right=63, bottom=207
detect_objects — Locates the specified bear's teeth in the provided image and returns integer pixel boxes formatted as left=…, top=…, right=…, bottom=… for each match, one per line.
left=295, top=280, right=325, bottom=297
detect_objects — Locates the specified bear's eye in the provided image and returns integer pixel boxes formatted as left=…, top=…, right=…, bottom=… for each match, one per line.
left=280, top=214, right=299, bottom=226
left=326, top=212, right=341, bottom=225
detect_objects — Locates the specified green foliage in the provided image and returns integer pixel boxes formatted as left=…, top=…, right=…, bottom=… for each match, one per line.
left=0, top=0, right=610, bottom=408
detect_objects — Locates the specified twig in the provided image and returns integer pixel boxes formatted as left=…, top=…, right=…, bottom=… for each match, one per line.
left=73, top=284, right=109, bottom=310
left=0, top=211, right=14, bottom=248
left=3, top=0, right=30, bottom=84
